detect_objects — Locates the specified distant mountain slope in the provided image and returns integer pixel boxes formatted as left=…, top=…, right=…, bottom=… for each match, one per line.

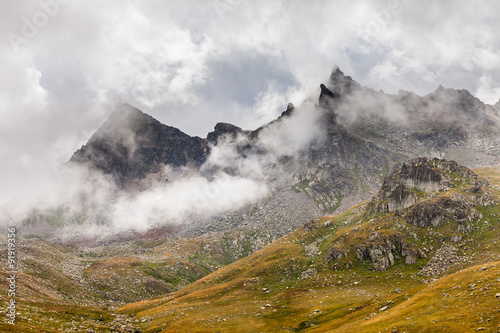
left=0, top=229, right=271, bottom=331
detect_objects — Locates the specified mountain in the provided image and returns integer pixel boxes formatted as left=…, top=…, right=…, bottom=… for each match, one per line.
left=69, top=104, right=207, bottom=188
left=70, top=68, right=500, bottom=198
left=117, top=158, right=500, bottom=332
left=3, top=158, right=500, bottom=332
left=4, top=68, right=500, bottom=331
left=61, top=67, right=500, bottom=243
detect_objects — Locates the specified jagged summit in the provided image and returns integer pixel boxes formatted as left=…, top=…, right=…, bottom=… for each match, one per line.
left=425, top=85, right=485, bottom=116
left=317, top=66, right=360, bottom=124
left=92, top=103, right=161, bottom=141
left=207, top=122, right=245, bottom=146
left=326, top=66, right=361, bottom=96
left=70, top=104, right=206, bottom=187
left=319, top=66, right=360, bottom=100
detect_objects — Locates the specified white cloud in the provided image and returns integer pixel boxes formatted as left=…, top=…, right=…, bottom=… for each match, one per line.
left=476, top=74, right=500, bottom=105
left=1, top=0, right=500, bottom=210
left=110, top=171, right=267, bottom=232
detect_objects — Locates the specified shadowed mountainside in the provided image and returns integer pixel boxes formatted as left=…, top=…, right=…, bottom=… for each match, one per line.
left=70, top=104, right=207, bottom=188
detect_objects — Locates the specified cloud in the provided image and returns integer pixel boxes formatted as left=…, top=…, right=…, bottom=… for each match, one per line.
left=476, top=74, right=500, bottom=104
left=109, top=171, right=267, bottom=232
left=334, top=89, right=408, bottom=125
left=1, top=0, right=500, bottom=213
left=255, top=101, right=325, bottom=157
left=0, top=156, right=268, bottom=239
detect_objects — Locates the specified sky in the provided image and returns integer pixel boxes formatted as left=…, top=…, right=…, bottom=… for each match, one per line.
left=1, top=0, right=500, bottom=204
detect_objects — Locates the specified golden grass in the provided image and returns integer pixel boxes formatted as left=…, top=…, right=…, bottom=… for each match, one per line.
left=319, top=261, right=500, bottom=332
left=117, top=260, right=500, bottom=332
left=474, top=167, right=500, bottom=187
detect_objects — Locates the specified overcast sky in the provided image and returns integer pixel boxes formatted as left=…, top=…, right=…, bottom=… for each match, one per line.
left=1, top=0, right=500, bottom=203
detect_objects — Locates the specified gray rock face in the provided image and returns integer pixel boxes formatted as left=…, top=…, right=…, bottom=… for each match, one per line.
left=207, top=122, right=246, bottom=146
left=356, top=244, right=395, bottom=271
left=386, top=184, right=417, bottom=213
left=371, top=157, right=492, bottom=215
left=381, top=157, right=455, bottom=211
left=355, top=232, right=425, bottom=271
left=405, top=193, right=474, bottom=228
left=326, top=248, right=345, bottom=261
left=70, top=104, right=206, bottom=187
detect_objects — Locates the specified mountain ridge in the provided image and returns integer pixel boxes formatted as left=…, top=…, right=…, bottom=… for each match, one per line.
left=22, top=67, right=500, bottom=246
left=69, top=68, right=499, bottom=191
left=69, top=103, right=207, bottom=188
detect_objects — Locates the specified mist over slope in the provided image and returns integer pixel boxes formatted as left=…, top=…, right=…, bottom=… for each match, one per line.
left=3, top=67, right=500, bottom=244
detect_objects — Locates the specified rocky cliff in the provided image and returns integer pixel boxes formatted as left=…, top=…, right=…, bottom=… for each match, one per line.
left=69, top=104, right=207, bottom=187
left=350, top=157, right=495, bottom=272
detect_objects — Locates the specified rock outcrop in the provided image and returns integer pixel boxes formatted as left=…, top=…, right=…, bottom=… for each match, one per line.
left=326, top=247, right=345, bottom=261
left=354, top=232, right=425, bottom=271
left=207, top=122, right=246, bottom=146
left=404, top=193, right=479, bottom=229
left=371, top=157, right=490, bottom=214
left=350, top=157, right=496, bottom=272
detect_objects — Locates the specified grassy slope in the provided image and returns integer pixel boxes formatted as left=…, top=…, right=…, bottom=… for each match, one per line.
left=0, top=269, right=117, bottom=332
left=320, top=261, right=500, bottom=333
left=0, top=229, right=269, bottom=331
left=118, top=231, right=500, bottom=332
left=117, top=167, right=500, bottom=332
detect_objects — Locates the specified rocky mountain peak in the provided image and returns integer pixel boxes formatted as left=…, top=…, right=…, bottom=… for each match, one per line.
left=326, top=66, right=361, bottom=96
left=207, top=122, right=245, bottom=146
left=69, top=104, right=206, bottom=187
left=318, top=67, right=363, bottom=124
left=92, top=103, right=158, bottom=142
left=278, top=103, right=295, bottom=118
left=372, top=157, right=488, bottom=213
left=427, top=85, right=485, bottom=116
